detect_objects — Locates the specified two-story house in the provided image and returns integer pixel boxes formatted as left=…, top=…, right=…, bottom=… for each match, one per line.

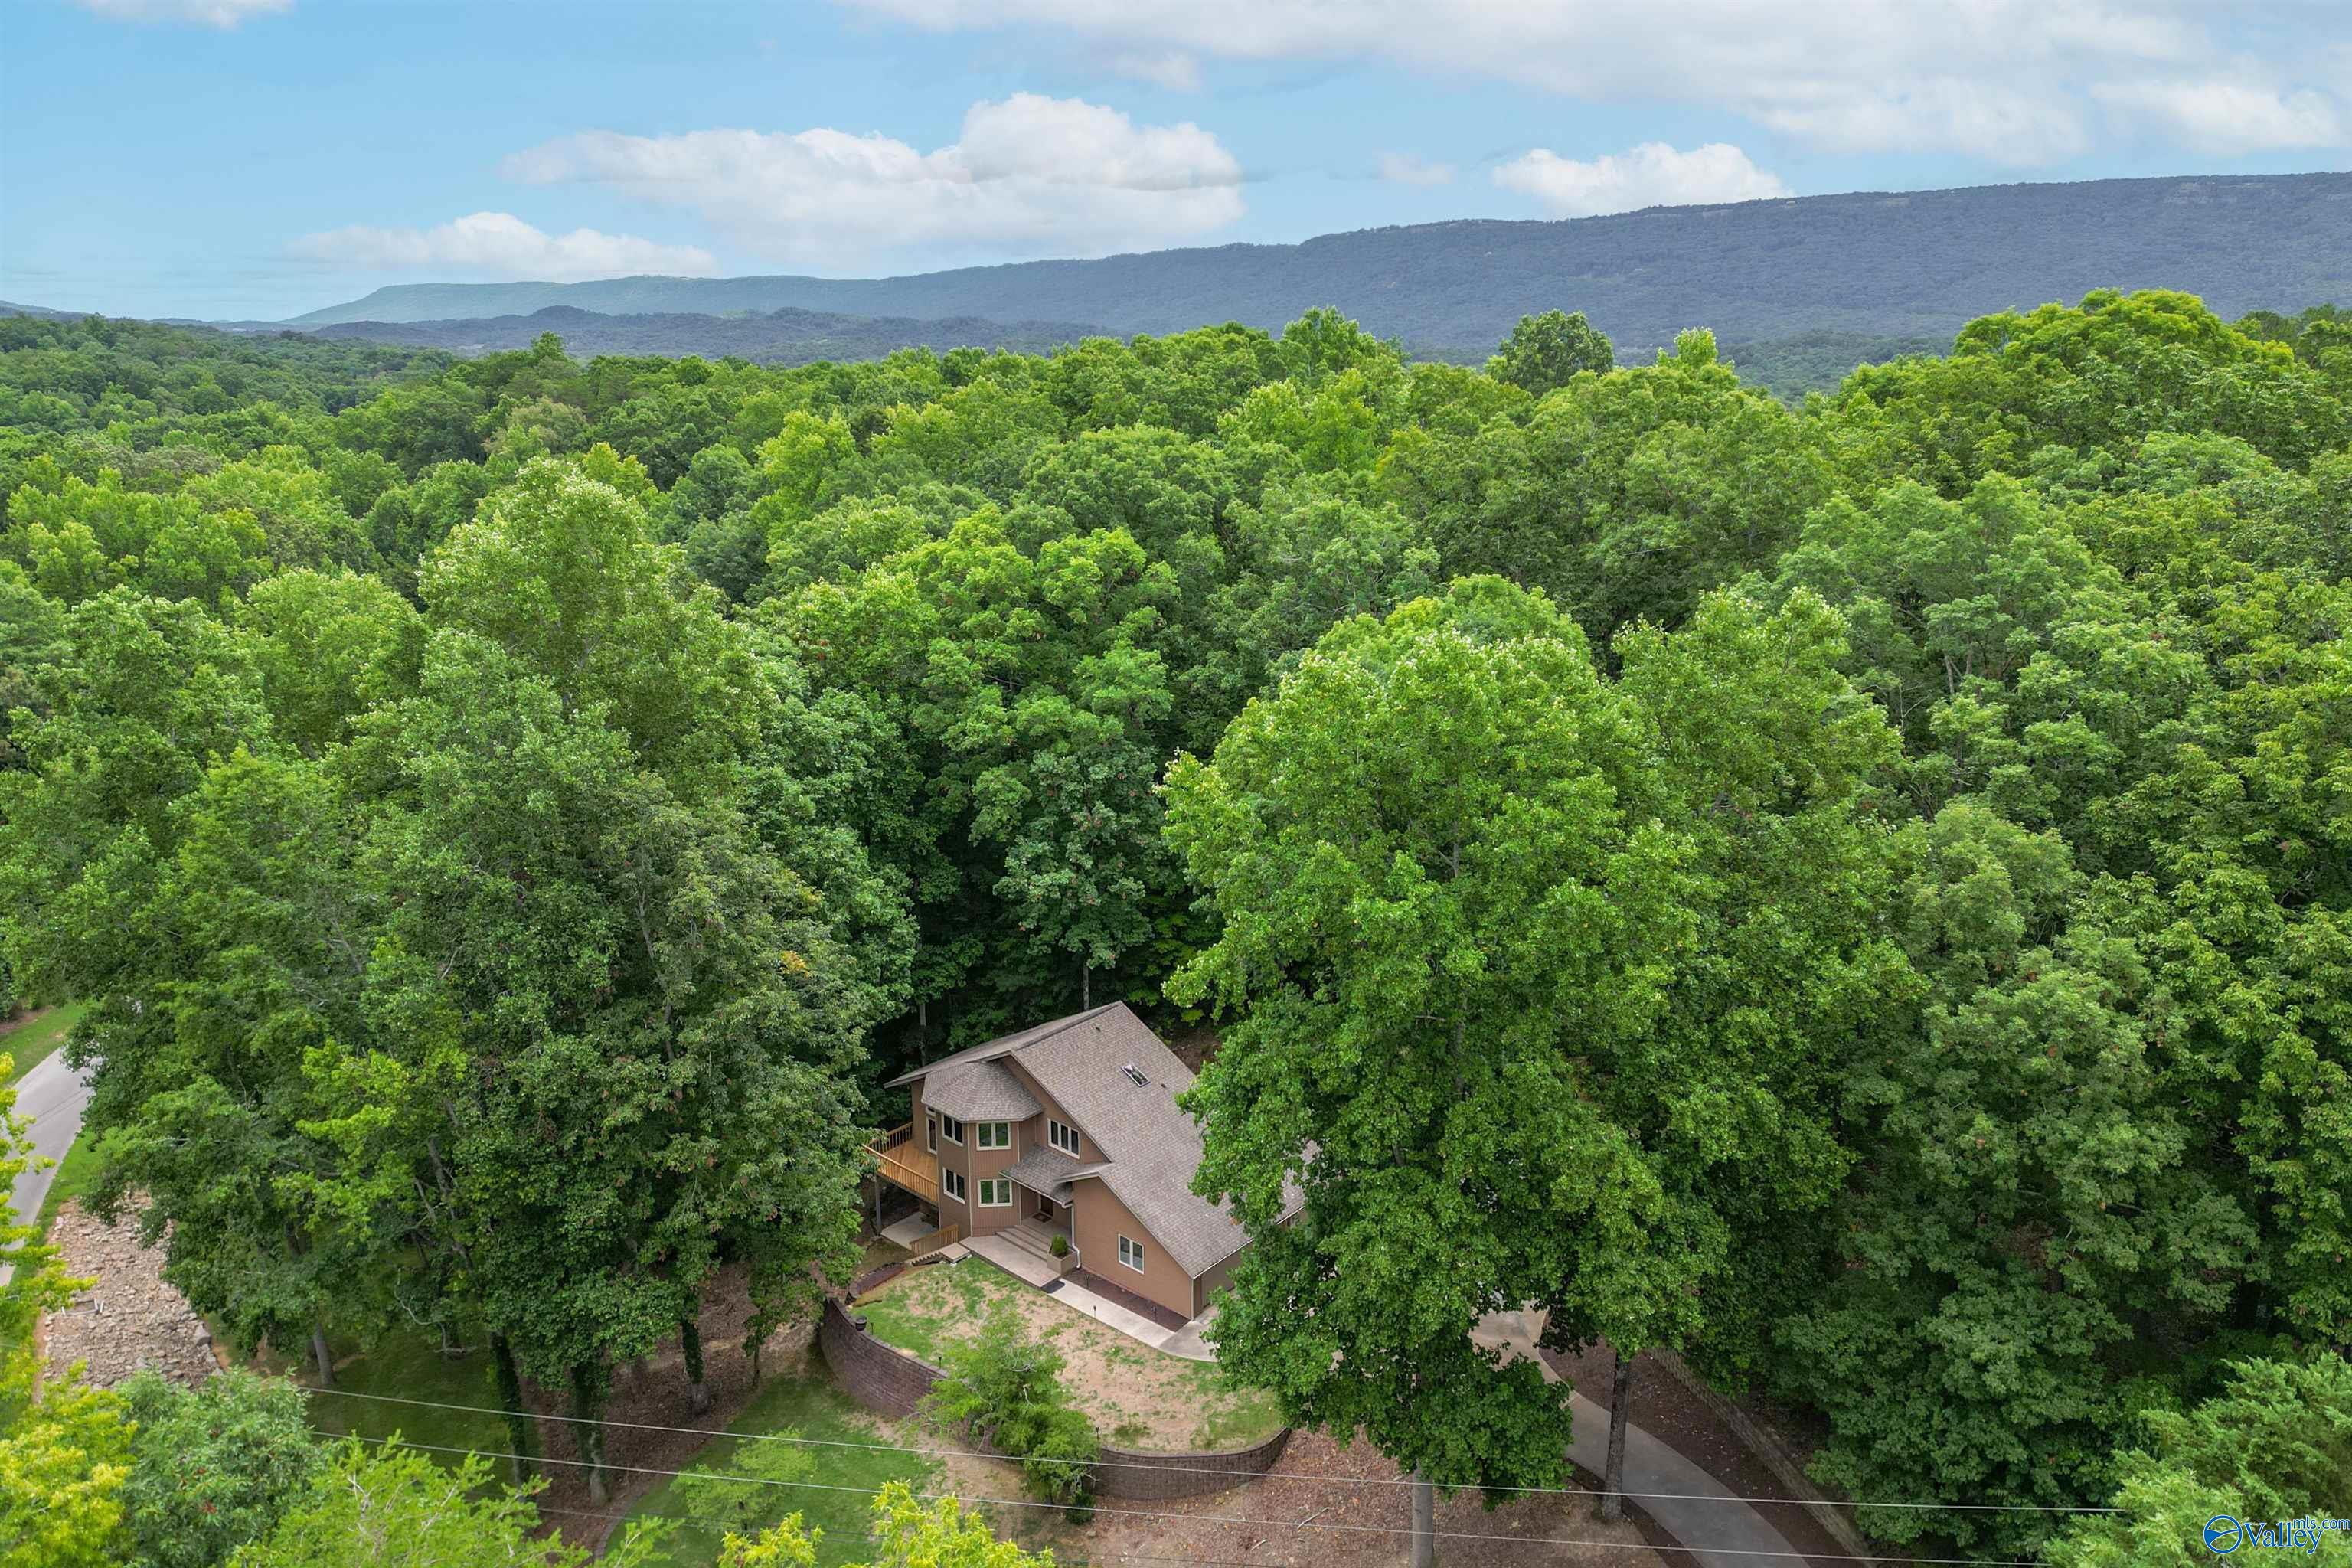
left=867, top=1002, right=1279, bottom=1327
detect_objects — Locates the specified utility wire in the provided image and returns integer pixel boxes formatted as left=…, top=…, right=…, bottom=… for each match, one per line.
left=305, top=1384, right=2121, bottom=1516
left=328, top=1430, right=2053, bottom=1565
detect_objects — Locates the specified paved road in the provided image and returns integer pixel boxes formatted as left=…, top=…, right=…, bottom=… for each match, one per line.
left=5, top=1047, right=92, bottom=1240
left=1475, top=1308, right=1815, bottom=1568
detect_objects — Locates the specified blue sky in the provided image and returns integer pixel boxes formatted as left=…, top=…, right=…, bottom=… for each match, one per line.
left=5, top=0, right=2347, bottom=320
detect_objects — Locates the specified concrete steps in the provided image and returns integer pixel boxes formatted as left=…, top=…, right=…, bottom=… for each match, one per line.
left=995, top=1223, right=1063, bottom=1264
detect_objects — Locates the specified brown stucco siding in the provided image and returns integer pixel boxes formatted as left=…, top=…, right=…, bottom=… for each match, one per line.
left=965, top=1112, right=1020, bottom=1234
left=1191, top=1252, right=1239, bottom=1317
left=913, top=1073, right=1025, bottom=1233
left=1071, top=1181, right=1195, bottom=1321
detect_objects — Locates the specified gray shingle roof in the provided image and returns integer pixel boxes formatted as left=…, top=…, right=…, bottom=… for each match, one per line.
left=893, top=1004, right=1282, bottom=1277
left=922, top=1058, right=1044, bottom=1122
left=1004, top=1145, right=1107, bottom=1204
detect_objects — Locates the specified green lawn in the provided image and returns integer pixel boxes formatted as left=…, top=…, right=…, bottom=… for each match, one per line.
left=620, top=1370, right=941, bottom=1568
left=2, top=1002, right=84, bottom=1090
left=34, top=1127, right=104, bottom=1236
left=289, top=1328, right=518, bottom=1459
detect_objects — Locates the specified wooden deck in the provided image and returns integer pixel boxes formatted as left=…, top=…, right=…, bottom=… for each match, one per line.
left=868, top=1122, right=939, bottom=1204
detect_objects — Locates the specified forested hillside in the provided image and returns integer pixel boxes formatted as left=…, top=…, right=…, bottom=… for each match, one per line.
left=286, top=172, right=2352, bottom=361
left=2, top=292, right=2347, bottom=1561
left=307, top=302, right=1110, bottom=367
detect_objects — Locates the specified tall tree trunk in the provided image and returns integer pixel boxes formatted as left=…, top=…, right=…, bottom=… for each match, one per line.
left=1410, top=1468, right=1436, bottom=1567
left=490, top=1332, right=534, bottom=1485
left=282, top=1223, right=334, bottom=1387
left=1080, top=958, right=1091, bottom=1011
left=681, top=1317, right=710, bottom=1416
left=1599, top=1350, right=1635, bottom=1523
left=569, top=1360, right=612, bottom=1506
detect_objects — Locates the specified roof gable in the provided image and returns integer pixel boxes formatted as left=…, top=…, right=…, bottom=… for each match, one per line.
left=890, top=1004, right=1259, bottom=1276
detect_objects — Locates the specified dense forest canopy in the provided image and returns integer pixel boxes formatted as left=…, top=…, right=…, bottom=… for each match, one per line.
left=1, top=288, right=2347, bottom=1559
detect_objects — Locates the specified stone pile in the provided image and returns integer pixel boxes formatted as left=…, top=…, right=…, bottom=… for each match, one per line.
left=41, top=1200, right=218, bottom=1389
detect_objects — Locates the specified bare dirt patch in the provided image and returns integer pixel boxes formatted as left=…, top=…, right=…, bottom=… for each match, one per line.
left=855, top=1256, right=1282, bottom=1452
left=993, top=1428, right=1668, bottom=1567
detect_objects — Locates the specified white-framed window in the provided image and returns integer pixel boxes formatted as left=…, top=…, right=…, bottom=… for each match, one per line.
left=977, top=1178, right=1011, bottom=1207
left=926, top=1114, right=938, bottom=1153
left=939, top=1113, right=965, bottom=1145
left=1117, top=1234, right=1146, bottom=1274
left=975, top=1121, right=1010, bottom=1150
left=942, top=1167, right=967, bottom=1203
left=1047, top=1118, right=1080, bottom=1156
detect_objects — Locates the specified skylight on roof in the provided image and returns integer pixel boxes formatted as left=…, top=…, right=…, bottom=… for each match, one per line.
left=1121, top=1063, right=1148, bottom=1086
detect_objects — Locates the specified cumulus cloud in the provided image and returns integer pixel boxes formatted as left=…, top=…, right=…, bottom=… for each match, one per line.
left=1377, top=152, right=1455, bottom=186
left=2092, top=78, right=2345, bottom=155
left=1494, top=142, right=1790, bottom=217
left=290, top=212, right=719, bottom=283
left=835, top=0, right=2347, bottom=165
left=502, top=93, right=1244, bottom=269
left=77, top=0, right=289, bottom=22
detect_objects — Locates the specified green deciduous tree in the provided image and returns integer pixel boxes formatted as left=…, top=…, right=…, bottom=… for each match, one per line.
left=1487, top=309, right=1615, bottom=397
left=1168, top=578, right=1899, bottom=1512
left=117, top=1370, right=323, bottom=1568
left=230, top=1442, right=659, bottom=1567
left=2044, top=1357, right=2352, bottom=1567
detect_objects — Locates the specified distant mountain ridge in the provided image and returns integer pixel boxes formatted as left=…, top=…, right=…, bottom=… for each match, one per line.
left=285, top=172, right=2352, bottom=360
left=305, top=303, right=1109, bottom=364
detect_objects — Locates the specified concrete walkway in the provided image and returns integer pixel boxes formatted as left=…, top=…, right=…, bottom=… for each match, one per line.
left=1475, top=1309, right=1811, bottom=1568
left=2, top=1049, right=92, bottom=1285
left=958, top=1234, right=1223, bottom=1360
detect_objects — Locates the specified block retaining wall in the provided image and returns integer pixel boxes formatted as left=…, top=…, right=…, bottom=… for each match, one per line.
left=818, top=1297, right=1291, bottom=1501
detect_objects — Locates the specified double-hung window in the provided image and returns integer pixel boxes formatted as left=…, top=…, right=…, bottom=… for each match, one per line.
left=977, top=1178, right=1011, bottom=1207
left=975, top=1122, right=1010, bottom=1150
left=1047, top=1118, right=1080, bottom=1157
left=1117, top=1234, right=1146, bottom=1273
left=939, top=1113, right=964, bottom=1145
left=942, top=1167, right=967, bottom=1203
left=926, top=1115, right=938, bottom=1153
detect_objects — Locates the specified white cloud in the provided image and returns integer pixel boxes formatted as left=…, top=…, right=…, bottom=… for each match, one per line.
left=835, top=1, right=2347, bottom=165
left=1494, top=142, right=1790, bottom=217
left=2092, top=78, right=2345, bottom=155
left=1377, top=152, right=1455, bottom=187
left=1109, top=51, right=1202, bottom=90
left=289, top=212, right=719, bottom=283
left=77, top=0, right=289, bottom=22
left=502, top=94, right=1244, bottom=269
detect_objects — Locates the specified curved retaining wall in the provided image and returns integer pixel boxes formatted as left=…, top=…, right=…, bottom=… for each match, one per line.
left=818, top=1297, right=1292, bottom=1501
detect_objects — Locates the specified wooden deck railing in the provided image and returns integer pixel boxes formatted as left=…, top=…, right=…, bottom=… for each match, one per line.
left=867, top=1122, right=939, bottom=1204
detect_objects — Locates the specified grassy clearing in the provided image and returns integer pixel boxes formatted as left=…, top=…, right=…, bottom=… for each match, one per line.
left=288, top=1327, right=517, bottom=1459
left=33, top=1129, right=103, bottom=1236
left=854, top=1258, right=1282, bottom=1453
left=622, top=1370, right=941, bottom=1568
left=2, top=1001, right=84, bottom=1090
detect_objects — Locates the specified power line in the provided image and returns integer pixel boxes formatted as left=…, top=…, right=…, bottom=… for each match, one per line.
left=305, top=1384, right=2121, bottom=1516
left=529, top=1500, right=1325, bottom=1568
left=333, top=1431, right=2050, bottom=1566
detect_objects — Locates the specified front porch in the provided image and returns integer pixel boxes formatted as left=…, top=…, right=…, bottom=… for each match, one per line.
left=980, top=1210, right=1073, bottom=1276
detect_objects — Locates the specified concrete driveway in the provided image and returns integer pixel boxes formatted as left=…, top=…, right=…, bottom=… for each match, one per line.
left=1474, top=1308, right=1812, bottom=1568
left=5, top=1047, right=93, bottom=1251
